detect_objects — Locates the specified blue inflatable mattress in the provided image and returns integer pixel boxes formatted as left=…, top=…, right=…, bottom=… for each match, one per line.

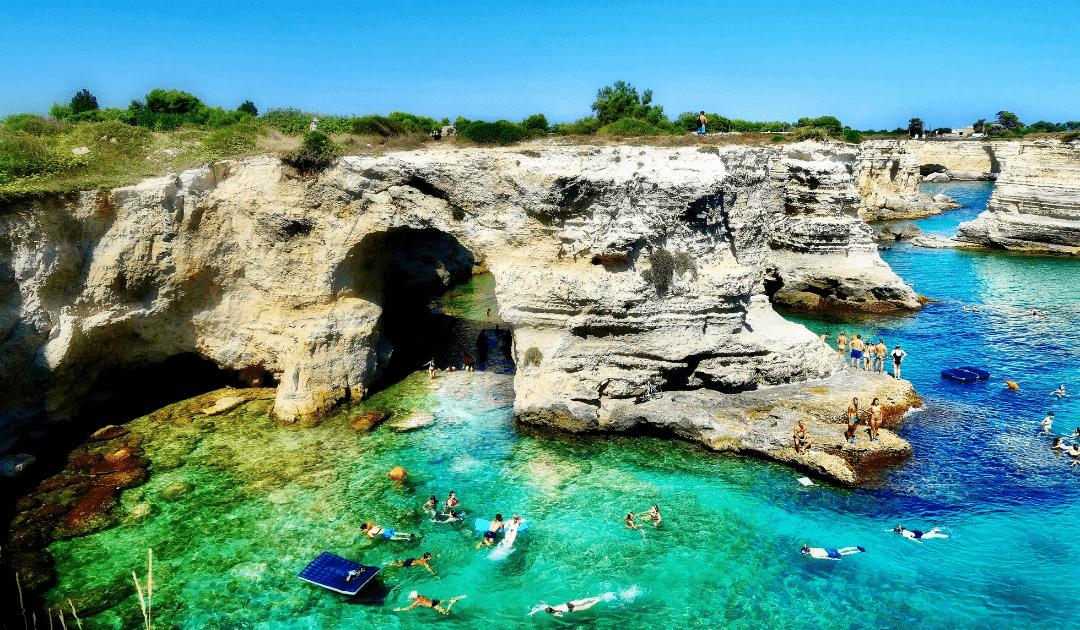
left=298, top=552, right=380, bottom=596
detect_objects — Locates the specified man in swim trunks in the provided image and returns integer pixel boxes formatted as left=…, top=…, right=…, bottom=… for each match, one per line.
left=476, top=513, right=504, bottom=548
left=846, top=398, right=859, bottom=444
left=800, top=543, right=866, bottom=560
left=849, top=335, right=864, bottom=369
left=793, top=419, right=812, bottom=453
left=891, top=345, right=907, bottom=379
left=837, top=332, right=847, bottom=357
left=360, top=521, right=415, bottom=541
left=874, top=339, right=888, bottom=373
left=395, top=591, right=466, bottom=615
left=384, top=552, right=440, bottom=575
left=1051, top=385, right=1067, bottom=398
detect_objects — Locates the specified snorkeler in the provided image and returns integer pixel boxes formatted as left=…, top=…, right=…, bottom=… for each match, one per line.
left=529, top=593, right=614, bottom=617
left=395, top=592, right=466, bottom=615
left=384, top=552, right=440, bottom=575
left=891, top=525, right=950, bottom=543
left=360, top=521, right=417, bottom=541
left=433, top=509, right=463, bottom=523
left=800, top=544, right=866, bottom=560
left=1051, top=385, right=1068, bottom=398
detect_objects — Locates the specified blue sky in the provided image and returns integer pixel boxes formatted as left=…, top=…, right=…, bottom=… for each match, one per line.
left=3, top=0, right=1078, bottom=129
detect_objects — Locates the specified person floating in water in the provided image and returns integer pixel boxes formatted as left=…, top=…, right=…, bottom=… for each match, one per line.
left=794, top=419, right=812, bottom=453
left=395, top=591, right=466, bottom=615
left=625, top=512, right=646, bottom=537
left=529, top=593, right=614, bottom=617
left=444, top=491, right=460, bottom=512
left=384, top=552, right=440, bottom=575
left=433, top=509, right=463, bottom=523
left=1066, top=443, right=1080, bottom=463
left=423, top=495, right=439, bottom=517
left=846, top=398, right=860, bottom=444
left=1052, top=437, right=1066, bottom=451
left=637, top=504, right=662, bottom=527
left=800, top=543, right=866, bottom=560
left=891, top=525, right=950, bottom=543
left=476, top=513, right=504, bottom=548
left=360, top=521, right=416, bottom=541
left=891, top=344, right=907, bottom=379
left=868, top=398, right=883, bottom=441
left=1041, top=412, right=1054, bottom=435
left=1051, top=385, right=1068, bottom=398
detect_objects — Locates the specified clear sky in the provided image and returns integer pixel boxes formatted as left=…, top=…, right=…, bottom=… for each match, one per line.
left=3, top=0, right=1078, bottom=129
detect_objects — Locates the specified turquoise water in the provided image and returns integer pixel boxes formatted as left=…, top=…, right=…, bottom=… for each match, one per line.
left=42, top=181, right=1080, bottom=629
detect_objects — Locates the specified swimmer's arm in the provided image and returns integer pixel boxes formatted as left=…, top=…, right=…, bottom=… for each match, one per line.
left=394, top=601, right=420, bottom=612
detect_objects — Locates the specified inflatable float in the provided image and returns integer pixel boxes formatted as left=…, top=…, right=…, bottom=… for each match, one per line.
left=941, top=367, right=991, bottom=382
left=298, top=552, right=380, bottom=596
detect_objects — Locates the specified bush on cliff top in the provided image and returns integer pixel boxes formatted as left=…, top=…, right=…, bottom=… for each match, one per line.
left=461, top=120, right=531, bottom=144
left=282, top=131, right=345, bottom=173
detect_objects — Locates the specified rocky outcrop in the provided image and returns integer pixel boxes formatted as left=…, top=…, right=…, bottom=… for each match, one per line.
left=0, top=143, right=918, bottom=444
left=916, top=140, right=1022, bottom=180
left=954, top=140, right=1080, bottom=255
left=854, top=140, right=960, bottom=221
left=875, top=223, right=922, bottom=242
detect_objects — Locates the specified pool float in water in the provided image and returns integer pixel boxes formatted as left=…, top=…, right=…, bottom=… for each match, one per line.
left=299, top=552, right=380, bottom=596
left=386, top=466, right=408, bottom=480
left=1006, top=380, right=1020, bottom=390
left=941, top=367, right=990, bottom=382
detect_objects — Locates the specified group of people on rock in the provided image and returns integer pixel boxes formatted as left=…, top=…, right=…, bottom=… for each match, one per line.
left=825, top=332, right=907, bottom=378
left=788, top=395, right=887, bottom=453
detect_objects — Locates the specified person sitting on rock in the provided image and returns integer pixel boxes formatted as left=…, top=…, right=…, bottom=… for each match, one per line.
left=794, top=419, right=812, bottom=453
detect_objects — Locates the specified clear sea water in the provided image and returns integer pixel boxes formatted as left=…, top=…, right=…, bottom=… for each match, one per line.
left=42, top=182, right=1080, bottom=629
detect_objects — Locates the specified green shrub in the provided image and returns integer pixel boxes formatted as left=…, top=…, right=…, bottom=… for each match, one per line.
left=70, top=89, right=99, bottom=114
left=3, top=114, right=63, bottom=136
left=387, top=111, right=441, bottom=133
left=554, top=117, right=601, bottom=136
left=641, top=248, right=696, bottom=293
left=523, top=347, right=543, bottom=367
left=0, top=134, right=87, bottom=183
left=282, top=131, right=344, bottom=173
left=261, top=109, right=352, bottom=135
left=844, top=129, right=863, bottom=144
left=349, top=115, right=408, bottom=137
left=522, top=113, right=548, bottom=133
left=771, top=134, right=785, bottom=142
left=205, top=123, right=260, bottom=156
left=597, top=118, right=665, bottom=137
left=461, top=120, right=530, bottom=144
left=792, top=126, right=829, bottom=141
left=145, top=88, right=203, bottom=114
left=238, top=101, right=258, bottom=117
left=1063, top=132, right=1079, bottom=143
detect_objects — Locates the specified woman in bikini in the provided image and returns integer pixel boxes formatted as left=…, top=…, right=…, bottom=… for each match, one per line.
left=868, top=398, right=883, bottom=441
left=384, top=552, right=439, bottom=575
left=529, top=594, right=612, bottom=617
left=638, top=504, right=662, bottom=527
left=360, top=521, right=415, bottom=541
left=837, top=332, right=847, bottom=357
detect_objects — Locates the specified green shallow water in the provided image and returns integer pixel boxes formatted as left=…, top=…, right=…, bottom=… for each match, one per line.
left=41, top=210, right=1080, bottom=628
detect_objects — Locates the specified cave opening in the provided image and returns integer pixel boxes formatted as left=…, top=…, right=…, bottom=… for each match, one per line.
left=333, top=227, right=515, bottom=394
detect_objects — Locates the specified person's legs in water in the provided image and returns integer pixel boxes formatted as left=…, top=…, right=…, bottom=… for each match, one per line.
left=434, top=596, right=467, bottom=615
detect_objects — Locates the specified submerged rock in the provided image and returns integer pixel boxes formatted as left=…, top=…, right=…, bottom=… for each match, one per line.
left=350, top=410, right=390, bottom=431
left=201, top=396, right=247, bottom=416
left=389, top=411, right=436, bottom=432
left=160, top=481, right=195, bottom=501
left=57, top=486, right=119, bottom=538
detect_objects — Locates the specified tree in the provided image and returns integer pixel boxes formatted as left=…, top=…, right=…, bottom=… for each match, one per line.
left=144, top=88, right=203, bottom=114
left=591, top=81, right=665, bottom=126
left=522, top=113, right=548, bottom=132
left=995, top=111, right=1022, bottom=130
left=238, top=100, right=258, bottom=117
left=70, top=89, right=99, bottom=114
left=908, top=118, right=924, bottom=137
left=973, top=119, right=986, bottom=133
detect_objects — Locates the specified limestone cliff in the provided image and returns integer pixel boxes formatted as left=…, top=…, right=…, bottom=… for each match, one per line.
left=954, top=140, right=1080, bottom=255
left=916, top=140, right=1021, bottom=181
left=854, top=140, right=960, bottom=221
left=0, top=143, right=918, bottom=450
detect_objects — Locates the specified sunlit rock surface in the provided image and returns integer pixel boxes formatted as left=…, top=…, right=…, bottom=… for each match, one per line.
left=0, top=143, right=918, bottom=436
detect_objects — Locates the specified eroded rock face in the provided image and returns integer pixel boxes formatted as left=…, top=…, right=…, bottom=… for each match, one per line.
left=0, top=143, right=916, bottom=436
left=955, top=140, right=1080, bottom=255
left=855, top=140, right=960, bottom=221
left=915, top=140, right=1021, bottom=181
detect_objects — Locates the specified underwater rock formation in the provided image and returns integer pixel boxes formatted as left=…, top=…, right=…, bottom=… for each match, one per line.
left=0, top=143, right=918, bottom=439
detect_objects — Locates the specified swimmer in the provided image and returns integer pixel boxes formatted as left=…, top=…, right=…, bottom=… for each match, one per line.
left=476, top=513, right=504, bottom=548
left=395, top=591, right=466, bottom=615
left=837, top=332, right=848, bottom=357
left=444, top=491, right=459, bottom=512
left=638, top=504, right=662, bottom=527
left=794, top=419, right=812, bottom=453
left=1071, top=428, right=1080, bottom=439
left=891, top=525, right=950, bottom=543
left=529, top=593, right=613, bottom=617
left=423, top=495, right=438, bottom=516
left=800, top=544, right=866, bottom=560
left=384, top=552, right=440, bottom=575
left=891, top=345, right=907, bottom=379
left=433, top=509, right=463, bottom=523
left=868, top=398, right=883, bottom=441
left=360, top=521, right=416, bottom=541
left=1052, top=437, right=1066, bottom=451
left=625, top=512, right=646, bottom=537
left=1051, top=385, right=1068, bottom=398
left=1041, top=413, right=1054, bottom=436
left=505, top=514, right=524, bottom=533
left=1066, top=443, right=1080, bottom=464
left=846, top=398, right=860, bottom=444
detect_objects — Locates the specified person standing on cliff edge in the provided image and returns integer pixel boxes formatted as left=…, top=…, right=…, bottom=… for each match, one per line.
left=309, top=116, right=318, bottom=132
left=697, top=111, right=708, bottom=135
